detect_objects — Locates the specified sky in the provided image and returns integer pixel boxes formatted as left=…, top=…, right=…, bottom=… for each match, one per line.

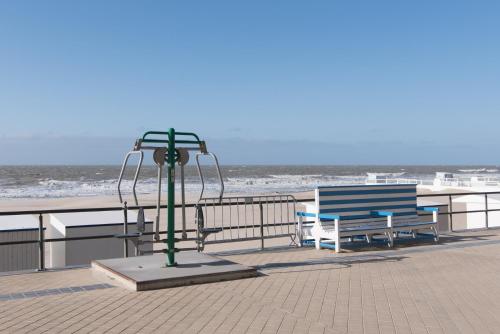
left=1, top=1, right=500, bottom=165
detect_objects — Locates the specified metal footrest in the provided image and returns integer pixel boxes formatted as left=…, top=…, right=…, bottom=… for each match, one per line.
left=196, top=227, right=223, bottom=252
left=201, top=227, right=223, bottom=235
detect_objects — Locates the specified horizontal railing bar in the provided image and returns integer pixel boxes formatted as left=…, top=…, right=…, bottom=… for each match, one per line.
left=45, top=235, right=116, bottom=242
left=0, top=240, right=39, bottom=246
left=209, top=222, right=295, bottom=231
left=1, top=223, right=294, bottom=245
left=0, top=204, right=179, bottom=216
left=204, top=233, right=294, bottom=245
left=417, top=191, right=500, bottom=197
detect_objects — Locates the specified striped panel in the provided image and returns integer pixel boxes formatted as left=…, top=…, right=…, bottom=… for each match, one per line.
left=319, top=192, right=417, bottom=202
left=319, top=188, right=416, bottom=196
left=322, top=204, right=416, bottom=213
left=318, top=184, right=417, bottom=229
left=318, top=184, right=417, bottom=189
left=320, top=196, right=417, bottom=205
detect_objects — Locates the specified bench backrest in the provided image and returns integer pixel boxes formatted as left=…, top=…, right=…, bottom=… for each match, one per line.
left=317, top=184, right=418, bottom=227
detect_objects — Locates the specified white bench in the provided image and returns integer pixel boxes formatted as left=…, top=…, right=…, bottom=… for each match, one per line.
left=297, top=184, right=439, bottom=252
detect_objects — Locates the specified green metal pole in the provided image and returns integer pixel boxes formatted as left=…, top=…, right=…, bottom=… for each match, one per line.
left=166, top=128, right=177, bottom=266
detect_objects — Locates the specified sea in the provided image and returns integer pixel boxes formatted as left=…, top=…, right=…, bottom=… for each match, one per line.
left=0, top=165, right=499, bottom=199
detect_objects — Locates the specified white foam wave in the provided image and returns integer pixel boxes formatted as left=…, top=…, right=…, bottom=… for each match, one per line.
left=0, top=171, right=440, bottom=199
left=0, top=174, right=366, bottom=198
left=458, top=168, right=487, bottom=173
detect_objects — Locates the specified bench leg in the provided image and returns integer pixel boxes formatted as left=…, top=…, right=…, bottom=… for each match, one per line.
left=297, top=215, right=303, bottom=247
left=334, top=219, right=340, bottom=253
left=431, top=226, right=439, bottom=242
left=366, top=234, right=372, bottom=244
left=386, top=232, right=394, bottom=248
left=315, top=237, right=321, bottom=250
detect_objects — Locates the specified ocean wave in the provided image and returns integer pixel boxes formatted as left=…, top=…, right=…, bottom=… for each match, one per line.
left=0, top=174, right=365, bottom=198
left=458, top=168, right=487, bottom=173
left=0, top=166, right=447, bottom=199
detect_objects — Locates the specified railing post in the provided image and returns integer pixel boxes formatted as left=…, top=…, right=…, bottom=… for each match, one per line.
left=259, top=202, right=264, bottom=250
left=297, top=214, right=303, bottom=247
left=448, top=195, right=453, bottom=232
left=38, top=214, right=45, bottom=271
left=485, top=193, right=489, bottom=229
left=123, top=202, right=129, bottom=258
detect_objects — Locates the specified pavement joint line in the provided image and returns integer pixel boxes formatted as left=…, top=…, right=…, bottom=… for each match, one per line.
left=0, top=283, right=114, bottom=302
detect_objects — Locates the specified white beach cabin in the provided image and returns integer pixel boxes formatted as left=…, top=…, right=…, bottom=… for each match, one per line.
left=47, top=211, right=153, bottom=268
left=0, top=215, right=40, bottom=272
left=453, top=194, right=500, bottom=230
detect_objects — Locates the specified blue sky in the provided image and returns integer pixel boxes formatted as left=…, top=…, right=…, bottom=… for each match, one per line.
left=1, top=1, right=499, bottom=165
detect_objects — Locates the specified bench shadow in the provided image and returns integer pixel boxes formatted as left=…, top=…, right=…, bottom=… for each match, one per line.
left=254, top=254, right=406, bottom=273
left=330, top=231, right=500, bottom=252
left=392, top=232, right=498, bottom=249
left=209, top=231, right=500, bottom=274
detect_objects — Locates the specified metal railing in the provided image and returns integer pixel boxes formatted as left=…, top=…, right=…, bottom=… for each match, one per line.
left=418, top=190, right=500, bottom=231
left=435, top=177, right=500, bottom=188
left=1, top=189, right=500, bottom=272
left=366, top=178, right=427, bottom=185
left=197, top=195, right=297, bottom=248
left=0, top=195, right=298, bottom=272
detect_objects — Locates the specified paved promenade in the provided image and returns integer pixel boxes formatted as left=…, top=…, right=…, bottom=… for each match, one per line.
left=1, top=231, right=500, bottom=333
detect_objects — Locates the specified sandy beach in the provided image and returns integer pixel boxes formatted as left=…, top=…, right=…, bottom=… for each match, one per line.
left=0, top=190, right=314, bottom=211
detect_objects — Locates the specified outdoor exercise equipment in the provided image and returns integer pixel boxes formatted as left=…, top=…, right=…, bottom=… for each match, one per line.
left=117, top=128, right=223, bottom=267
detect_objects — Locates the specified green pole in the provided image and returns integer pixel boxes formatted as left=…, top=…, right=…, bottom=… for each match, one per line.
left=166, top=128, right=177, bottom=266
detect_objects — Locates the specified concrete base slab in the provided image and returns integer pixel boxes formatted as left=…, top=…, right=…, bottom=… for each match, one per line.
left=91, top=251, right=258, bottom=291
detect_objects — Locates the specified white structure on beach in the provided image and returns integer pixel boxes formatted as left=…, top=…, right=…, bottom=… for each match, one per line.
left=452, top=194, right=500, bottom=230
left=0, top=215, right=40, bottom=272
left=47, top=211, right=153, bottom=268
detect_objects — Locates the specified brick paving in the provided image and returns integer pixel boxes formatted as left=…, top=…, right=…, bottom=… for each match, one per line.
left=1, top=231, right=500, bottom=333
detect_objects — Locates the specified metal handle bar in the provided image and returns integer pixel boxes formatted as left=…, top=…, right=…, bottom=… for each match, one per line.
left=196, top=152, right=225, bottom=203
left=141, top=131, right=201, bottom=143
left=117, top=151, right=144, bottom=206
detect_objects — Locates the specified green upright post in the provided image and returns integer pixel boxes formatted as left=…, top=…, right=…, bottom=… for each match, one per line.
left=166, top=128, right=177, bottom=266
